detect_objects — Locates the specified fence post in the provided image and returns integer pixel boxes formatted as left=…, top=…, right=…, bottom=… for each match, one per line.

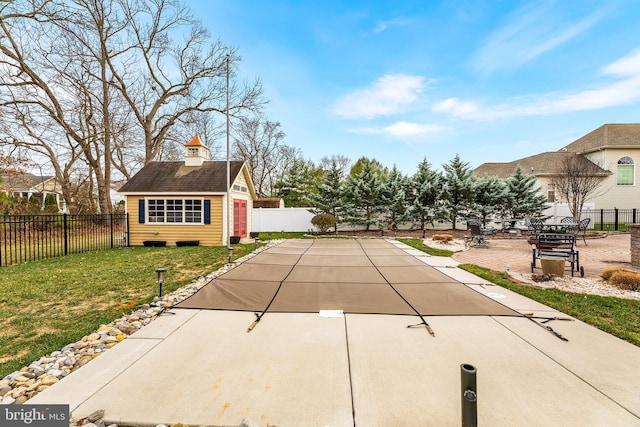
left=63, top=213, right=68, bottom=256
left=633, top=208, right=637, bottom=225
left=600, top=209, right=604, bottom=231
left=615, top=208, right=619, bottom=231
left=110, top=213, right=114, bottom=249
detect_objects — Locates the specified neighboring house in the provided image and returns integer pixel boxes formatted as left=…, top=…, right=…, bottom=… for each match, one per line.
left=474, top=124, right=640, bottom=210
left=0, top=172, right=65, bottom=211
left=118, top=135, right=257, bottom=246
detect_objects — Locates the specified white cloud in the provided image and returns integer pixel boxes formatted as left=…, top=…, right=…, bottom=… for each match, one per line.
left=434, top=49, right=640, bottom=121
left=373, top=17, right=411, bottom=34
left=602, top=48, right=640, bottom=76
left=348, top=121, right=445, bottom=137
left=432, top=98, right=480, bottom=118
left=383, top=122, right=445, bottom=137
left=471, top=2, right=603, bottom=72
left=333, top=74, right=426, bottom=120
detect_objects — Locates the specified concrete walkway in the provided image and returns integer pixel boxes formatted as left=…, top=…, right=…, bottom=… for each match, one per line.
left=29, top=240, right=640, bottom=426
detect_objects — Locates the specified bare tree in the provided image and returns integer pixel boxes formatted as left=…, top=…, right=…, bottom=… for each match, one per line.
left=319, top=154, right=351, bottom=175
left=232, top=117, right=300, bottom=197
left=551, top=154, right=609, bottom=220
left=0, top=0, right=264, bottom=213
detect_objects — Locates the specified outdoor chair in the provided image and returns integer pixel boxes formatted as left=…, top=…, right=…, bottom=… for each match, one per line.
left=466, top=220, right=491, bottom=248
left=560, top=217, right=578, bottom=233
left=528, top=218, right=543, bottom=235
left=577, top=217, right=591, bottom=245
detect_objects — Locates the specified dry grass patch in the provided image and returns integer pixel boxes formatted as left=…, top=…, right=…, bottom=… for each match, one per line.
left=601, top=268, right=640, bottom=291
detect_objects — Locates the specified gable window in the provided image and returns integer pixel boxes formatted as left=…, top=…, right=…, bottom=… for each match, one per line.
left=147, top=198, right=203, bottom=224
left=617, top=156, right=635, bottom=186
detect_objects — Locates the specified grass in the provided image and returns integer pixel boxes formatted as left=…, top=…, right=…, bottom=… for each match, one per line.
left=258, top=231, right=312, bottom=239
left=0, top=243, right=258, bottom=378
left=398, top=238, right=640, bottom=347
left=398, top=238, right=454, bottom=257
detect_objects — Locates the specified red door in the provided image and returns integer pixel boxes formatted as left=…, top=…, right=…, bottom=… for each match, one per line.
left=233, top=199, right=247, bottom=237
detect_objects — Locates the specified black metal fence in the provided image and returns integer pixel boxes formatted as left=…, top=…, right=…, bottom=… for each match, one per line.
left=0, top=214, right=128, bottom=267
left=583, top=208, right=638, bottom=231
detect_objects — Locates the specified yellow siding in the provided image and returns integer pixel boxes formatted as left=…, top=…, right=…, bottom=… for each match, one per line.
left=126, top=196, right=224, bottom=246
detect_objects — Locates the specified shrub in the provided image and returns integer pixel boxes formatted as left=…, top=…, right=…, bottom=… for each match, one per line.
left=600, top=268, right=622, bottom=281
left=608, top=270, right=640, bottom=291
left=311, top=213, right=336, bottom=233
left=531, top=273, right=555, bottom=282
left=432, top=234, right=453, bottom=243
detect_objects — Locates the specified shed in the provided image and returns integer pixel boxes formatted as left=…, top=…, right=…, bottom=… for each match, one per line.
left=118, top=136, right=257, bottom=246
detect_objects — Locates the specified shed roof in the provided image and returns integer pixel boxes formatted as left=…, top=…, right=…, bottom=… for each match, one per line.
left=118, top=161, right=245, bottom=193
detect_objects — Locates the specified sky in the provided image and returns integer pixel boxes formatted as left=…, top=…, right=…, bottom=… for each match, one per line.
left=191, top=0, right=640, bottom=174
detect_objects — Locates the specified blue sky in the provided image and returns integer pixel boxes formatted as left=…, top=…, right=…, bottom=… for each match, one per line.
left=192, top=0, right=640, bottom=173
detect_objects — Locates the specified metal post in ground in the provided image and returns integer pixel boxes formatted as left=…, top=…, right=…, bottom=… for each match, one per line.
left=461, top=363, right=477, bottom=427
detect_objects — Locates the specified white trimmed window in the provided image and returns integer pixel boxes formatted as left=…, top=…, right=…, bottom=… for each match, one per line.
left=147, top=198, right=203, bottom=224
left=616, top=156, right=635, bottom=186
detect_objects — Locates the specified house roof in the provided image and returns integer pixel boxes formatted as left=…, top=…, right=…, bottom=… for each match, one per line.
left=474, top=152, right=610, bottom=179
left=561, top=123, right=640, bottom=153
left=118, top=161, right=245, bottom=193
left=0, top=173, right=55, bottom=192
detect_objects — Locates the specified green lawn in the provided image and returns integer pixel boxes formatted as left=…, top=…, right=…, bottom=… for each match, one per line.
left=0, top=243, right=258, bottom=378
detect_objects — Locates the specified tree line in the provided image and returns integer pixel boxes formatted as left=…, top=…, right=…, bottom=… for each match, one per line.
left=273, top=154, right=548, bottom=234
left=0, top=0, right=266, bottom=213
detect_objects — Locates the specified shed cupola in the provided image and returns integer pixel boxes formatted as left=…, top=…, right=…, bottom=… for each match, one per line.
left=184, top=135, right=210, bottom=167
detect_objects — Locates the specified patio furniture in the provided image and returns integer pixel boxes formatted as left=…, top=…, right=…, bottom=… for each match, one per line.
left=466, top=220, right=492, bottom=247
left=577, top=217, right=591, bottom=245
left=531, top=233, right=583, bottom=277
left=528, top=218, right=544, bottom=235
left=560, top=217, right=579, bottom=233
left=501, top=218, right=519, bottom=237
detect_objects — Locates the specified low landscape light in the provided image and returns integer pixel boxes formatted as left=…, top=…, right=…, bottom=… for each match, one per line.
left=227, top=246, right=234, bottom=264
left=155, top=268, right=167, bottom=297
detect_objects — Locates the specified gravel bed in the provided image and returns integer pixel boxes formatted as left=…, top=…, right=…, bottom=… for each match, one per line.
left=424, top=238, right=640, bottom=301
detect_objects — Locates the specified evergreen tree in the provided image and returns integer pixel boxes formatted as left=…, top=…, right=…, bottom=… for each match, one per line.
left=504, top=166, right=548, bottom=219
left=408, top=157, right=441, bottom=237
left=342, top=158, right=384, bottom=231
left=273, top=158, right=319, bottom=207
left=472, top=175, right=507, bottom=226
left=439, top=154, right=476, bottom=229
left=380, top=165, right=410, bottom=235
left=307, top=159, right=345, bottom=231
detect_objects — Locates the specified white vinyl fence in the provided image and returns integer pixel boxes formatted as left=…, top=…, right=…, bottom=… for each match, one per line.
left=252, top=207, right=315, bottom=232
left=253, top=203, right=599, bottom=233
